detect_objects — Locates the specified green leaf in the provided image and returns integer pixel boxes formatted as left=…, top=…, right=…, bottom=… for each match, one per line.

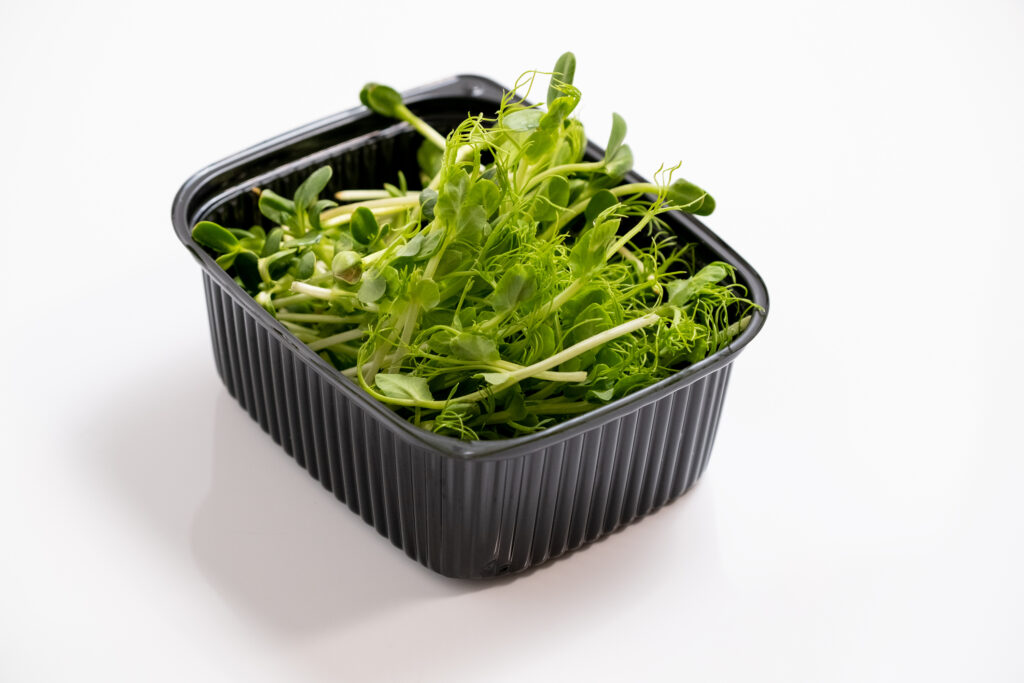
left=294, top=166, right=332, bottom=211
left=192, top=221, right=238, bottom=254
left=490, top=264, right=537, bottom=312
left=614, top=373, right=652, bottom=398
left=569, top=219, right=619, bottom=274
left=419, top=188, right=438, bottom=221
left=332, top=250, right=362, bottom=283
left=545, top=176, right=570, bottom=208
left=437, top=168, right=469, bottom=223
left=393, top=228, right=443, bottom=266
left=547, top=51, right=577, bottom=108
left=525, top=127, right=558, bottom=163
left=543, top=95, right=578, bottom=126
left=666, top=263, right=730, bottom=306
left=532, top=176, right=570, bottom=222
left=234, top=250, right=261, bottom=292
left=215, top=252, right=237, bottom=269
left=450, top=333, right=500, bottom=362
left=351, top=206, right=380, bottom=244
left=666, top=178, right=715, bottom=216
left=227, top=227, right=256, bottom=240
left=309, top=198, right=338, bottom=231
left=294, top=250, right=316, bottom=279
left=287, top=232, right=322, bottom=248
left=258, top=189, right=295, bottom=227
left=570, top=302, right=613, bottom=345
left=503, top=108, right=543, bottom=132
left=454, top=205, right=487, bottom=244
left=261, top=227, right=284, bottom=256
left=584, top=190, right=618, bottom=227
left=263, top=249, right=297, bottom=281
left=417, top=140, right=442, bottom=178
left=458, top=307, right=479, bottom=328
left=358, top=270, right=388, bottom=304
left=506, top=390, right=528, bottom=421
left=374, top=373, right=433, bottom=402
left=360, top=83, right=404, bottom=118
left=478, top=371, right=511, bottom=386
left=604, top=144, right=633, bottom=179
left=467, top=178, right=501, bottom=217
left=427, top=329, right=455, bottom=355
left=525, top=325, right=557, bottom=363
left=409, top=278, right=440, bottom=311
left=605, top=113, right=627, bottom=163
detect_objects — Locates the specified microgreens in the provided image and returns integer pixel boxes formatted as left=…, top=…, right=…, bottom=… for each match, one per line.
left=192, top=53, right=758, bottom=440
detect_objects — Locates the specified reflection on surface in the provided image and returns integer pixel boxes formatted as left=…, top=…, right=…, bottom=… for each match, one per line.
left=91, top=355, right=724, bottom=655
left=91, top=357, right=479, bottom=635
left=190, top=391, right=479, bottom=633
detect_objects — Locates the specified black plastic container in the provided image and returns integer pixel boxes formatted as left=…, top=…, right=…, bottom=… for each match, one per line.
left=172, top=75, right=769, bottom=579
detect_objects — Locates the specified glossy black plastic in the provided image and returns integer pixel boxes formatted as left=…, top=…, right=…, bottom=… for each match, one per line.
left=172, top=75, right=769, bottom=578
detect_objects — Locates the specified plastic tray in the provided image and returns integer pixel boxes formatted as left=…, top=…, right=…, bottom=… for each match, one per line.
left=172, top=74, right=769, bottom=579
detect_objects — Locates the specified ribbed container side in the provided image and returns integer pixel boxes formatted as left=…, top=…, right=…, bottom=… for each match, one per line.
left=434, top=368, right=732, bottom=579
left=204, top=272, right=450, bottom=570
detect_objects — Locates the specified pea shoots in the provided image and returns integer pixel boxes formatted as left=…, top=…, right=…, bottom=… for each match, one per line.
left=192, top=54, right=757, bottom=440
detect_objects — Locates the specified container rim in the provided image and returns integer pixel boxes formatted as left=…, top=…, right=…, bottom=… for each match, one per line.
left=172, top=73, right=769, bottom=461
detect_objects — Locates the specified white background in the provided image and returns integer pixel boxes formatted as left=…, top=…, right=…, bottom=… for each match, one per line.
left=2, top=1, right=1022, bottom=681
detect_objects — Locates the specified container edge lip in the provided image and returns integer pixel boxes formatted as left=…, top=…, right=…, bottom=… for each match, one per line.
left=172, top=73, right=769, bottom=462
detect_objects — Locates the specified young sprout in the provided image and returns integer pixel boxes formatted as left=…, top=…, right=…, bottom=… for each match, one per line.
left=360, top=83, right=448, bottom=150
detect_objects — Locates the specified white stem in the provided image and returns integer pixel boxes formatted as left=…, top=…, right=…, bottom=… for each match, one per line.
left=307, top=328, right=367, bottom=351
left=276, top=312, right=367, bottom=324
left=365, top=313, right=660, bottom=409
left=335, top=189, right=417, bottom=201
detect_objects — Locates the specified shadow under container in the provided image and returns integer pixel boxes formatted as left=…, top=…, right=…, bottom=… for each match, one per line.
left=172, top=74, right=769, bottom=579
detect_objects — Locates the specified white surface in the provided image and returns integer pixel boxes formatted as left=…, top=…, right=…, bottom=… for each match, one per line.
left=2, top=1, right=1022, bottom=681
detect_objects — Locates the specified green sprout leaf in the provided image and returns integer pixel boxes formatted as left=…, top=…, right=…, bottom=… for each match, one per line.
left=569, top=220, right=619, bottom=274
left=294, top=166, right=332, bottom=211
left=584, top=190, right=618, bottom=227
left=409, top=277, right=440, bottom=311
left=605, top=113, right=627, bottom=163
left=332, top=251, right=362, bottom=284
left=375, top=373, right=433, bottom=402
left=358, top=269, right=388, bottom=304
left=419, top=188, right=438, bottom=221
left=666, top=263, right=731, bottom=306
left=192, top=221, right=238, bottom=254
left=294, top=250, right=316, bottom=279
left=490, top=264, right=537, bottom=312
left=351, top=206, right=380, bottom=244
left=547, top=51, right=577, bottom=108
left=215, top=252, right=237, bottom=268
left=261, top=227, right=284, bottom=256
left=417, top=140, right=443, bottom=178
left=666, top=178, right=715, bottom=215
left=503, top=108, right=543, bottom=132
left=258, top=190, right=295, bottom=227
left=360, top=83, right=404, bottom=118
left=234, top=250, right=261, bottom=292
left=451, top=333, right=500, bottom=362
left=603, top=145, right=633, bottom=179
left=478, top=372, right=511, bottom=386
